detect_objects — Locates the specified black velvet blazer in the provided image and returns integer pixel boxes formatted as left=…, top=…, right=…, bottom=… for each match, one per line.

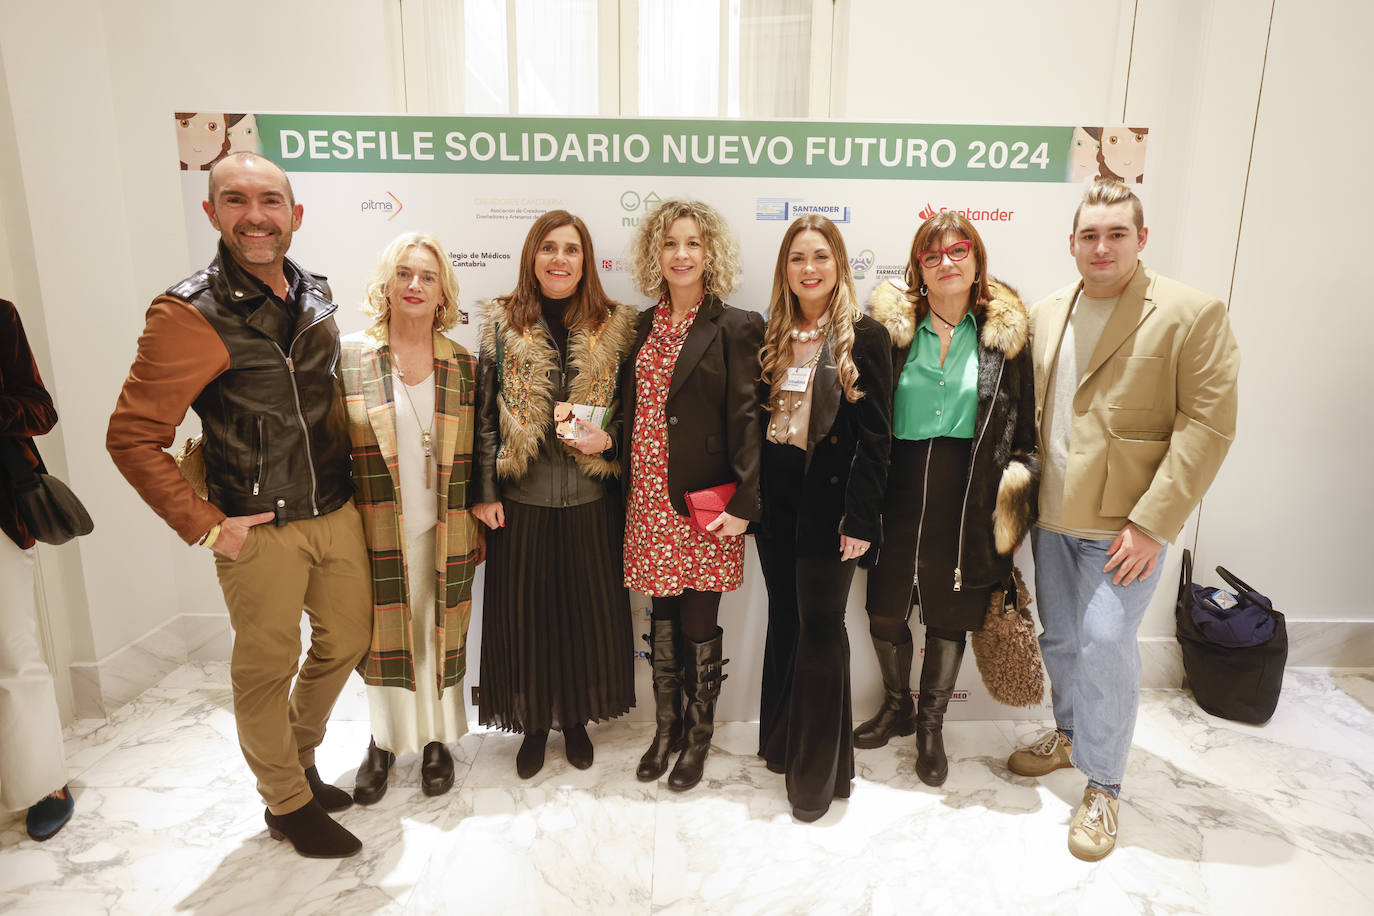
left=620, top=294, right=765, bottom=521
left=757, top=314, right=893, bottom=563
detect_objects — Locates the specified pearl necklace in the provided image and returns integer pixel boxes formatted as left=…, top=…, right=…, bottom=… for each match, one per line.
left=789, top=318, right=827, bottom=342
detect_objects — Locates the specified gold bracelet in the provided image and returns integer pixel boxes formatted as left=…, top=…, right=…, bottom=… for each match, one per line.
left=201, top=523, right=223, bottom=550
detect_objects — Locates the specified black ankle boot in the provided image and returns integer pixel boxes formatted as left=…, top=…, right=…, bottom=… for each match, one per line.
left=421, top=742, right=455, bottom=796
left=264, top=798, right=361, bottom=858
left=853, top=635, right=916, bottom=749
left=563, top=725, right=594, bottom=769
left=637, top=618, right=684, bottom=781
left=668, top=628, right=727, bottom=792
left=517, top=730, right=548, bottom=779
left=915, top=635, right=966, bottom=787
left=352, top=738, right=395, bottom=805
left=304, top=765, right=353, bottom=812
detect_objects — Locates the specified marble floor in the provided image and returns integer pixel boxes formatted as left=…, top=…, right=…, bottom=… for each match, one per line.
left=2, top=665, right=1373, bottom=915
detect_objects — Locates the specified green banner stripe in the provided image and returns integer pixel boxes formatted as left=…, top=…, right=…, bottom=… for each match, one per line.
left=255, top=115, right=1074, bottom=182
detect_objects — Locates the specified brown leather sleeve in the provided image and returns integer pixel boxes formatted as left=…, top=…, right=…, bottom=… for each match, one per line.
left=106, top=296, right=231, bottom=543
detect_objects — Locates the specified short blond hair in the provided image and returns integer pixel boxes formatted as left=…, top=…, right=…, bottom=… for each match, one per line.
left=362, top=232, right=462, bottom=331
left=629, top=199, right=740, bottom=299
left=1073, top=178, right=1143, bottom=233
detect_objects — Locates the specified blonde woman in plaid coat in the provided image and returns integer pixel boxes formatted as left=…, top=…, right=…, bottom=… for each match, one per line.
left=339, top=232, right=482, bottom=803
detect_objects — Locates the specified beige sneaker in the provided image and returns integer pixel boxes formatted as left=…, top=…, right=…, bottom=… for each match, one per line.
left=1068, top=786, right=1120, bottom=861
left=1007, top=729, right=1074, bottom=777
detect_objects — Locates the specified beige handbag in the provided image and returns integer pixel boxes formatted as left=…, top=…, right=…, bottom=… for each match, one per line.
left=969, top=566, right=1046, bottom=708
left=173, top=436, right=208, bottom=499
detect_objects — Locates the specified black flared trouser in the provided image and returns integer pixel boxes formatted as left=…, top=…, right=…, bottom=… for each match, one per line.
left=755, top=443, right=857, bottom=812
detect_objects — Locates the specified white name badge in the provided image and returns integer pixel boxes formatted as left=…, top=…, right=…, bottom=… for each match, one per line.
left=781, top=367, right=812, bottom=392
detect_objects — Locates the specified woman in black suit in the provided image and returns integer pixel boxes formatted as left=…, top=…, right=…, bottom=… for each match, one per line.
left=754, top=215, right=892, bottom=821
left=622, top=198, right=764, bottom=791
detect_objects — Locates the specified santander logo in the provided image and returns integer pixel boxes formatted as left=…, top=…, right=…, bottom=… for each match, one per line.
left=919, top=204, right=937, bottom=220
left=918, top=202, right=1014, bottom=222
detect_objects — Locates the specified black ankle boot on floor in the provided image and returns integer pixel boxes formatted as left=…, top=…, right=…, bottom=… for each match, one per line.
left=637, top=618, right=684, bottom=781
left=914, top=635, right=966, bottom=787
left=563, top=724, right=594, bottom=769
left=421, top=742, right=455, bottom=796
left=352, top=738, right=395, bottom=805
left=304, top=765, right=353, bottom=813
left=517, top=729, right=549, bottom=779
left=264, top=798, right=362, bottom=859
left=668, top=628, right=728, bottom=792
left=853, top=635, right=917, bottom=749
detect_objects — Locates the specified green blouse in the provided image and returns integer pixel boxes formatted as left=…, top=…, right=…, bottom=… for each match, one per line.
left=893, top=311, right=978, bottom=440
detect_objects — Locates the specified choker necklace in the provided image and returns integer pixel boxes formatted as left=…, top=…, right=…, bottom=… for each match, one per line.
left=927, top=306, right=963, bottom=331
left=789, top=316, right=828, bottom=342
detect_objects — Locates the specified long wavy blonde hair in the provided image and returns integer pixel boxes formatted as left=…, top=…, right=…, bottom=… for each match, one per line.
left=629, top=198, right=740, bottom=300
left=362, top=232, right=463, bottom=331
left=759, top=214, right=865, bottom=404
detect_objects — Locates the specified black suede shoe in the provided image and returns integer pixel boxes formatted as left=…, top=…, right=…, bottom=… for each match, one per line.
left=264, top=799, right=361, bottom=859
left=352, top=738, right=395, bottom=806
left=304, top=765, right=353, bottom=813
left=421, top=742, right=455, bottom=796
left=563, top=725, right=594, bottom=769
left=516, top=730, right=548, bottom=779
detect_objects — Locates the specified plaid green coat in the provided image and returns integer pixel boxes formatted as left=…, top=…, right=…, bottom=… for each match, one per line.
left=340, top=324, right=478, bottom=694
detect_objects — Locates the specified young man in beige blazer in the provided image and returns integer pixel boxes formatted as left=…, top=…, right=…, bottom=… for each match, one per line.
left=1008, top=178, right=1240, bottom=860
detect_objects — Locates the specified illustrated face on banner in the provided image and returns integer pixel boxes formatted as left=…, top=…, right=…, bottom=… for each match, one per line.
left=660, top=217, right=705, bottom=296
left=787, top=229, right=838, bottom=311
left=1071, top=201, right=1147, bottom=297
left=177, top=113, right=229, bottom=170
left=226, top=114, right=262, bottom=154
left=202, top=156, right=303, bottom=272
left=387, top=245, right=444, bottom=325
left=534, top=225, right=584, bottom=299
left=918, top=232, right=978, bottom=303
left=1071, top=126, right=1101, bottom=182
left=1099, top=127, right=1148, bottom=183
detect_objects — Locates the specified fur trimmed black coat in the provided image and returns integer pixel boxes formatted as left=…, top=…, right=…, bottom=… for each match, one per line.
left=869, top=278, right=1039, bottom=589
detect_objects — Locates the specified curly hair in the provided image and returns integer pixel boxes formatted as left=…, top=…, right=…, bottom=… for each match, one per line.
left=629, top=198, right=740, bottom=300
left=361, top=232, right=463, bottom=331
left=759, top=215, right=865, bottom=404
left=902, top=211, right=990, bottom=322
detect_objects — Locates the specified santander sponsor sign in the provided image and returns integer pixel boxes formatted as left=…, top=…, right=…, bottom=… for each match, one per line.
left=918, top=202, right=1014, bottom=222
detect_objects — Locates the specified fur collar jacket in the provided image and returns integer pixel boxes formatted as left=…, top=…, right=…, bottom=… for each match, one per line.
left=474, top=297, right=638, bottom=506
left=868, top=278, right=1040, bottom=588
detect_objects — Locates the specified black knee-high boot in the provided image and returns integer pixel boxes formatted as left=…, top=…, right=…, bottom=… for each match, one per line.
left=637, top=618, right=685, bottom=781
left=853, top=635, right=917, bottom=749
left=915, top=635, right=965, bottom=787
left=668, top=628, right=727, bottom=791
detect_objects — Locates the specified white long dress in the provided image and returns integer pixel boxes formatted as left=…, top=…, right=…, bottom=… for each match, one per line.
left=365, top=368, right=467, bottom=755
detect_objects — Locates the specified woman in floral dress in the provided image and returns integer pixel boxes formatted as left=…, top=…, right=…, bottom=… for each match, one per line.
left=621, top=199, right=764, bottom=791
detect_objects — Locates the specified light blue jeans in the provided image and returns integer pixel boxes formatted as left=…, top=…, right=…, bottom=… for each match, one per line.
left=1031, top=527, right=1166, bottom=786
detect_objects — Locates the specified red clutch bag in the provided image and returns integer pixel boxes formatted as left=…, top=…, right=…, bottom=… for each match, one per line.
left=684, top=482, right=738, bottom=533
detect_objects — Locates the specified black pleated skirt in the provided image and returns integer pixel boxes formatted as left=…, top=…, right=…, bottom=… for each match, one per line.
left=865, top=437, right=994, bottom=631
left=478, top=497, right=635, bottom=733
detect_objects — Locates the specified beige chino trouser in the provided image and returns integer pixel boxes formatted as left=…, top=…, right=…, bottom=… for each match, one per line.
left=215, top=501, right=372, bottom=815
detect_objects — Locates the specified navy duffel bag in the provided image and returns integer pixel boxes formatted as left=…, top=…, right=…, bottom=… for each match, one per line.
left=1175, top=549, right=1287, bottom=724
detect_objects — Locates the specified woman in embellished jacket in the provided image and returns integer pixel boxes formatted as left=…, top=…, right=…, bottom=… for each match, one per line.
left=472, top=210, right=638, bottom=778
left=857, top=211, right=1039, bottom=788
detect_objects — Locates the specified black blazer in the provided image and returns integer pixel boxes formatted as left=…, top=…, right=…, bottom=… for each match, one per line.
left=620, top=294, right=765, bottom=521
left=758, top=314, right=892, bottom=562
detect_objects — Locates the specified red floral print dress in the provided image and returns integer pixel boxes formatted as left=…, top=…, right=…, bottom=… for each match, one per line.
left=624, top=301, right=745, bottom=596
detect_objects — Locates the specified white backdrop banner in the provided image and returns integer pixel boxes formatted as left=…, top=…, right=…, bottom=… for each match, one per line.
left=177, top=113, right=1151, bottom=723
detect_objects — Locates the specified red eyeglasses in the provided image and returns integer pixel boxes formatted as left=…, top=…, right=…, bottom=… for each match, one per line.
left=917, top=240, right=973, bottom=269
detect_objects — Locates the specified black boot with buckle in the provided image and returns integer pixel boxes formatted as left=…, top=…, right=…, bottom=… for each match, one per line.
left=637, top=618, right=685, bottom=781
left=915, top=635, right=966, bottom=787
left=668, top=628, right=728, bottom=792
left=853, top=635, right=917, bottom=749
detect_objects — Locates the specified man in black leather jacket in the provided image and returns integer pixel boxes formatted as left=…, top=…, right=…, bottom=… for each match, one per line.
left=108, top=152, right=372, bottom=859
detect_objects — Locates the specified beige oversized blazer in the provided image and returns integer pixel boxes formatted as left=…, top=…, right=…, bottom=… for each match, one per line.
left=1029, top=263, right=1239, bottom=542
